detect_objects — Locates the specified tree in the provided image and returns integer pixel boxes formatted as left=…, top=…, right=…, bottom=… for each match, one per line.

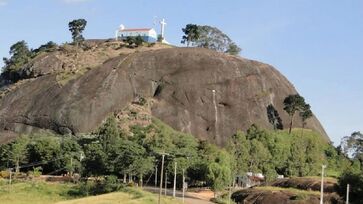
left=341, top=131, right=363, bottom=167
left=206, top=149, right=233, bottom=197
left=181, top=24, right=200, bottom=47
left=129, top=156, right=154, bottom=187
left=134, top=35, right=144, bottom=46
left=283, top=94, right=306, bottom=134
left=60, top=137, right=83, bottom=175
left=33, top=41, right=58, bottom=53
left=248, top=139, right=271, bottom=173
left=195, top=25, right=241, bottom=55
left=2, top=41, right=32, bottom=82
left=68, top=19, right=87, bottom=46
left=288, top=139, right=307, bottom=176
left=125, top=36, right=144, bottom=48
left=8, top=136, right=29, bottom=173
left=305, top=138, right=322, bottom=175
left=299, top=104, right=312, bottom=129
left=82, top=143, right=108, bottom=177
left=338, top=170, right=363, bottom=204
left=97, top=116, right=122, bottom=152
left=27, top=136, right=62, bottom=174
left=226, top=43, right=241, bottom=55
left=266, top=104, right=283, bottom=130
left=227, top=131, right=250, bottom=176
left=299, top=104, right=313, bottom=136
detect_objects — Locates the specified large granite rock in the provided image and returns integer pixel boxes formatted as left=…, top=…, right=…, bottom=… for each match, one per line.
left=0, top=47, right=329, bottom=145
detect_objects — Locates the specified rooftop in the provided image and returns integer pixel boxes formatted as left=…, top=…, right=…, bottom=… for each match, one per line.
left=120, top=28, right=153, bottom=32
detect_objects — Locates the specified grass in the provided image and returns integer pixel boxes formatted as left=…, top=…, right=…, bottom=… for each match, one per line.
left=0, top=179, right=75, bottom=204
left=301, top=176, right=338, bottom=182
left=255, top=186, right=320, bottom=196
left=56, top=188, right=183, bottom=204
left=0, top=179, right=182, bottom=204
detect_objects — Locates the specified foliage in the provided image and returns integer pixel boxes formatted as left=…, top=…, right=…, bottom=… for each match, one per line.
left=226, top=43, right=241, bottom=55
left=0, top=116, right=356, bottom=194
left=2, top=135, right=30, bottom=173
left=266, top=104, right=283, bottom=130
left=227, top=131, right=250, bottom=176
left=181, top=24, right=200, bottom=47
left=125, top=36, right=144, bottom=48
left=97, top=116, right=122, bottom=152
left=195, top=25, right=241, bottom=55
left=202, top=143, right=233, bottom=194
left=299, top=104, right=313, bottom=127
left=1, top=41, right=33, bottom=82
left=82, top=143, right=107, bottom=177
left=68, top=19, right=87, bottom=45
left=283, top=94, right=307, bottom=134
left=60, top=137, right=83, bottom=174
left=341, top=131, right=363, bottom=166
left=227, top=125, right=353, bottom=179
left=33, top=41, right=58, bottom=53
left=26, top=135, right=63, bottom=174
left=338, top=170, right=363, bottom=204
left=69, top=175, right=123, bottom=196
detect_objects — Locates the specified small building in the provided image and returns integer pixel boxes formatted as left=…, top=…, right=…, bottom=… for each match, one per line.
left=236, top=172, right=265, bottom=188
left=115, top=25, right=157, bottom=43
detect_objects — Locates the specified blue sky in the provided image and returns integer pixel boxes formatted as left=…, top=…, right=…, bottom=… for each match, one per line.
left=0, top=0, right=362, bottom=145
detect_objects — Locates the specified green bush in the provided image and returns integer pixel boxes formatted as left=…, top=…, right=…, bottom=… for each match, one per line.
left=68, top=175, right=123, bottom=197
left=338, top=170, right=363, bottom=204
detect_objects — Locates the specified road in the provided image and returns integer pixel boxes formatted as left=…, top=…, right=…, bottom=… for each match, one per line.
left=143, top=186, right=213, bottom=204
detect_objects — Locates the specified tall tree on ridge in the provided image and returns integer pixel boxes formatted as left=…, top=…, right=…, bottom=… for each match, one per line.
left=283, top=94, right=306, bottom=134
left=68, top=19, right=87, bottom=46
left=181, top=24, right=200, bottom=47
left=195, top=25, right=241, bottom=55
left=299, top=104, right=313, bottom=136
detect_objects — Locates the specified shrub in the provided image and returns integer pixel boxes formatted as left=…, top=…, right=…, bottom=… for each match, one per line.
left=338, top=171, right=363, bottom=204
left=68, top=175, right=123, bottom=197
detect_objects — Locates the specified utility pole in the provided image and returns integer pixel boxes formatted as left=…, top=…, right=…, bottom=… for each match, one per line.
left=182, top=168, right=185, bottom=204
left=155, top=165, right=158, bottom=187
left=173, top=161, right=177, bottom=198
left=346, top=184, right=350, bottom=204
left=165, top=171, right=168, bottom=196
left=320, top=165, right=327, bottom=204
left=158, top=154, right=165, bottom=204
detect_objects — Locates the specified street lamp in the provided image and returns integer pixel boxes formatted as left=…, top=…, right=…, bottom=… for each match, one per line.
left=320, top=165, right=327, bottom=204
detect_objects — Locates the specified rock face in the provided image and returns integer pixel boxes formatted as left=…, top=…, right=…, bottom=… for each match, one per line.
left=0, top=47, right=329, bottom=145
left=231, top=188, right=343, bottom=204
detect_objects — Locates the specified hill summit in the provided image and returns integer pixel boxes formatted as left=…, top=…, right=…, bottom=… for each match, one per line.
left=0, top=40, right=328, bottom=145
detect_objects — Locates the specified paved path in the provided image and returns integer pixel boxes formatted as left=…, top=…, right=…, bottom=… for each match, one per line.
left=143, top=186, right=213, bottom=204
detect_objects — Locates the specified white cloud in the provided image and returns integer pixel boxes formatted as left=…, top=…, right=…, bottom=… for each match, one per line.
left=0, top=0, right=7, bottom=6
left=62, top=0, right=91, bottom=3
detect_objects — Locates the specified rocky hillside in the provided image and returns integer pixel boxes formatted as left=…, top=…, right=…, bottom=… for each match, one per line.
left=231, top=177, right=343, bottom=204
left=0, top=41, right=329, bottom=145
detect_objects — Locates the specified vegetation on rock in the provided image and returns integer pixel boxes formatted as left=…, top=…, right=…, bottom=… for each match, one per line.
left=0, top=115, right=357, bottom=197
left=181, top=24, right=200, bottom=47
left=68, top=19, right=87, bottom=46
left=181, top=24, right=241, bottom=55
left=283, top=94, right=312, bottom=134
